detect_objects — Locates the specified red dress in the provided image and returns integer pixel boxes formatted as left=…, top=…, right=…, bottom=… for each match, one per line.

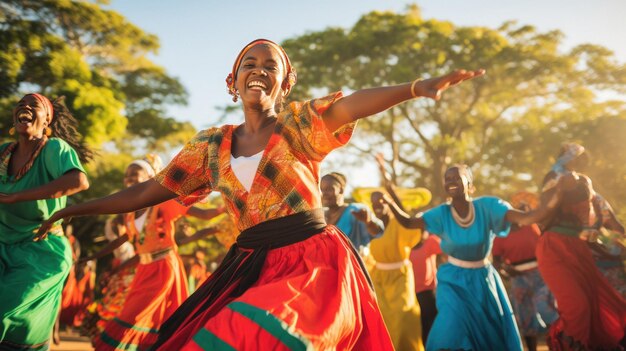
left=94, top=200, right=190, bottom=350
left=537, top=175, right=626, bottom=350
left=153, top=93, right=393, bottom=350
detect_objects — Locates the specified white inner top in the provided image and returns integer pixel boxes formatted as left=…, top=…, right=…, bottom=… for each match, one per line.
left=230, top=151, right=263, bottom=192
left=134, top=210, right=149, bottom=233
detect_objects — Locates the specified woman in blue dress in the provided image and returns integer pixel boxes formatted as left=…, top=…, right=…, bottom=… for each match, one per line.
left=321, top=172, right=384, bottom=250
left=383, top=164, right=558, bottom=351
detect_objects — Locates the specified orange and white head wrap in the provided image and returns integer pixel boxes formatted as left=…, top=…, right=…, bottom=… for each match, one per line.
left=25, top=93, right=54, bottom=122
left=225, top=39, right=297, bottom=102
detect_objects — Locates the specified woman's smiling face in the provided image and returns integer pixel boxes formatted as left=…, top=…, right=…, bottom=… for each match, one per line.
left=12, top=95, right=50, bottom=138
left=235, top=44, right=287, bottom=108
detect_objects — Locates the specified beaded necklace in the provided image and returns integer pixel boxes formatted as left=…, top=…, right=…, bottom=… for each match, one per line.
left=0, top=137, right=48, bottom=183
left=450, top=200, right=475, bottom=228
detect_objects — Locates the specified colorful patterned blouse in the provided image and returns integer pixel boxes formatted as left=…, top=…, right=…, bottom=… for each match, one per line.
left=155, top=92, right=355, bottom=232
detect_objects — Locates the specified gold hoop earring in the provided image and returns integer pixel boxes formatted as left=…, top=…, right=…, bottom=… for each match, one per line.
left=9, top=127, right=15, bottom=136
left=44, top=127, right=52, bottom=137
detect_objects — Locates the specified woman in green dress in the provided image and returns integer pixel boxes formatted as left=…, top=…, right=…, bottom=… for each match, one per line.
left=0, top=94, right=92, bottom=350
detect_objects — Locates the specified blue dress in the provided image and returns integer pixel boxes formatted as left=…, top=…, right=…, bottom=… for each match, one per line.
left=334, top=203, right=383, bottom=250
left=422, top=196, right=522, bottom=351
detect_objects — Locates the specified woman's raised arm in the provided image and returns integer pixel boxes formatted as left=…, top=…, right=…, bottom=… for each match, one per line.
left=322, top=69, right=485, bottom=132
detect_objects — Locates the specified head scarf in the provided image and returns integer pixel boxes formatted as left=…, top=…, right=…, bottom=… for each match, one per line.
left=129, top=153, right=163, bottom=179
left=25, top=93, right=54, bottom=121
left=552, top=143, right=585, bottom=174
left=225, top=39, right=297, bottom=101
left=322, top=172, right=347, bottom=190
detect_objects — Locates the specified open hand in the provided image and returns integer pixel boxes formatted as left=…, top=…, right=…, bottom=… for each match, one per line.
left=352, top=208, right=371, bottom=223
left=416, top=69, right=485, bottom=101
left=33, top=216, right=59, bottom=242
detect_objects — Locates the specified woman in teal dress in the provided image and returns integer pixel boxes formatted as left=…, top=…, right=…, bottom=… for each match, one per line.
left=384, top=164, right=559, bottom=351
left=0, top=94, right=92, bottom=350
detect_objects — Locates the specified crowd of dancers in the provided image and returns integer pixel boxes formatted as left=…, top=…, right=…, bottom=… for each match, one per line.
left=0, top=38, right=625, bottom=351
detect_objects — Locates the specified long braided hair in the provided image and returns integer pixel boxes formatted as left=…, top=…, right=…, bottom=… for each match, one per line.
left=49, top=96, right=94, bottom=164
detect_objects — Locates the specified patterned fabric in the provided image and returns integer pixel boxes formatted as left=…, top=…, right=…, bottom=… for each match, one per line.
left=153, top=94, right=394, bottom=350
left=508, top=269, right=559, bottom=336
left=86, top=263, right=136, bottom=338
left=155, top=92, right=355, bottom=232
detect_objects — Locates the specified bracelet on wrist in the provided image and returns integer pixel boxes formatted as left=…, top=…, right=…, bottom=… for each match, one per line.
left=410, top=78, right=422, bottom=98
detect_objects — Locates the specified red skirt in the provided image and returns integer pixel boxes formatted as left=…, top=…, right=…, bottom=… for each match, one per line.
left=94, top=251, right=188, bottom=350
left=60, top=266, right=93, bottom=327
left=156, top=226, right=393, bottom=350
left=536, top=231, right=626, bottom=349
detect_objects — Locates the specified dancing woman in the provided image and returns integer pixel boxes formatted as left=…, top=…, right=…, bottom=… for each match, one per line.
left=80, top=155, right=223, bottom=350
left=321, top=172, right=384, bottom=250
left=537, top=143, right=626, bottom=350
left=38, top=39, right=483, bottom=350
left=0, top=94, right=92, bottom=350
left=383, top=164, right=558, bottom=351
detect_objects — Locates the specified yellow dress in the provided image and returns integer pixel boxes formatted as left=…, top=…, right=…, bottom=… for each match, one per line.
left=369, top=216, right=424, bottom=351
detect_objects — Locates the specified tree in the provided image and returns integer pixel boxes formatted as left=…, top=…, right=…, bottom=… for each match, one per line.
left=281, top=6, right=626, bottom=211
left=0, top=0, right=193, bottom=146
left=0, top=0, right=200, bottom=246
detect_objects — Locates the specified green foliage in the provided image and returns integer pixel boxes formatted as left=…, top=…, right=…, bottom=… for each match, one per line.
left=281, top=6, right=626, bottom=217
left=0, top=1, right=198, bottom=251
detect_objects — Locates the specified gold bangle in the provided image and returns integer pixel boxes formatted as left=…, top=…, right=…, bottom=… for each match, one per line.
left=410, top=78, right=422, bottom=98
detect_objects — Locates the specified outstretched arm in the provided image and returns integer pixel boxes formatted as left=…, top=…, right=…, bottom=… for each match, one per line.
left=79, top=234, right=130, bottom=263
left=176, top=226, right=220, bottom=246
left=35, top=179, right=177, bottom=241
left=375, top=153, right=406, bottom=213
left=351, top=208, right=385, bottom=237
left=322, top=70, right=485, bottom=132
left=382, top=194, right=425, bottom=230
left=0, top=169, right=89, bottom=203
left=505, top=186, right=562, bottom=226
left=187, top=206, right=226, bottom=221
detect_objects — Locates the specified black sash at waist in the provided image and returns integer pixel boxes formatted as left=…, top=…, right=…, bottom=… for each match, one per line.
left=152, top=209, right=328, bottom=349
left=237, top=208, right=327, bottom=249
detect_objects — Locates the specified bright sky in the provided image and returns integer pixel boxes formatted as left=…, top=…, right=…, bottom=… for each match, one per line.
left=108, top=0, right=626, bottom=190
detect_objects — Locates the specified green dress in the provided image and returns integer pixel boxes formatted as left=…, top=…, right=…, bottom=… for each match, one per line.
left=0, top=138, right=85, bottom=350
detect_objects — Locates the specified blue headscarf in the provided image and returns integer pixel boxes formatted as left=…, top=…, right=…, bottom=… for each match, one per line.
left=551, top=143, right=585, bottom=174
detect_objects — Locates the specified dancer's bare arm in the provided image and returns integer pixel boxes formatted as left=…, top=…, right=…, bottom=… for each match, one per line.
left=382, top=194, right=425, bottom=230
left=0, top=170, right=88, bottom=203
left=35, top=179, right=177, bottom=241
left=322, top=70, right=485, bottom=132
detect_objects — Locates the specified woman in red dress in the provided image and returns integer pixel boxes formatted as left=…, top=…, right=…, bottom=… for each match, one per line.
left=38, top=39, right=483, bottom=350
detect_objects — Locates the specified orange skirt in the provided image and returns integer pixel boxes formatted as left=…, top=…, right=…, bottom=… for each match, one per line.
left=155, top=226, right=393, bottom=350
left=94, top=251, right=188, bottom=350
left=536, top=231, right=626, bottom=349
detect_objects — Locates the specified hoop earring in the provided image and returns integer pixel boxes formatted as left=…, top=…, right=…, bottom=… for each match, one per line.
left=44, top=127, right=52, bottom=137
left=9, top=127, right=15, bottom=136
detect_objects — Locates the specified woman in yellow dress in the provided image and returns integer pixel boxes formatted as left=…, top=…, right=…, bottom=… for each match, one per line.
left=366, top=155, right=429, bottom=351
